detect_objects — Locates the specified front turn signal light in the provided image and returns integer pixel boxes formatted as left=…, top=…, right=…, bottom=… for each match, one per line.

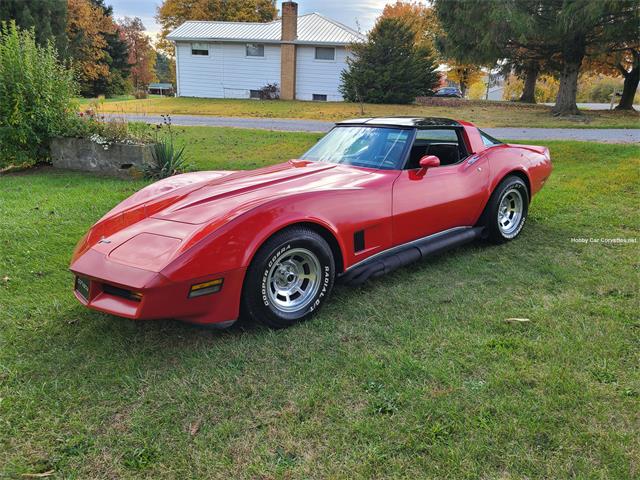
left=189, top=278, right=223, bottom=298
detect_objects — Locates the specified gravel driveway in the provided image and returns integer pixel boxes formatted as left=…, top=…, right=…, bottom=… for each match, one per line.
left=110, top=113, right=640, bottom=143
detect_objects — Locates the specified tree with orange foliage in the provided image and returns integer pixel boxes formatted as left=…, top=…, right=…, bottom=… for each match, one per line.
left=380, top=0, right=440, bottom=50
left=156, top=0, right=277, bottom=54
left=66, top=0, right=115, bottom=96
left=118, top=17, right=157, bottom=92
left=378, top=1, right=442, bottom=95
left=445, top=63, right=483, bottom=98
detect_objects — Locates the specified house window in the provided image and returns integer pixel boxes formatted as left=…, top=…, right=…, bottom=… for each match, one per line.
left=246, top=43, right=265, bottom=57
left=315, top=47, right=335, bottom=61
left=312, top=94, right=328, bottom=102
left=191, top=43, right=209, bottom=56
left=250, top=90, right=261, bottom=99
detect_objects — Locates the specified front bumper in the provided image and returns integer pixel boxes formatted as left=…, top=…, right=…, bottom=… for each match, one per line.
left=70, top=249, right=246, bottom=326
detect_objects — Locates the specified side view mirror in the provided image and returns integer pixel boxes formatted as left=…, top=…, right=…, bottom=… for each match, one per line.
left=414, top=155, right=440, bottom=178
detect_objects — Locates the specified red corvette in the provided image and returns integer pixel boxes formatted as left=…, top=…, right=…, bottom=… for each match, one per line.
left=70, top=118, right=552, bottom=328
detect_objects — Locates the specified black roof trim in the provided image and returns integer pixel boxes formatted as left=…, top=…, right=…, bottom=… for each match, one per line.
left=336, top=117, right=461, bottom=128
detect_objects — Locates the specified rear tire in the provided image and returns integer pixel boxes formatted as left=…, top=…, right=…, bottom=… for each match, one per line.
left=481, top=176, right=529, bottom=244
left=241, top=227, right=335, bottom=329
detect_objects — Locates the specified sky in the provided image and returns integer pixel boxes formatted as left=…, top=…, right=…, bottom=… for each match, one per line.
left=107, top=0, right=397, bottom=39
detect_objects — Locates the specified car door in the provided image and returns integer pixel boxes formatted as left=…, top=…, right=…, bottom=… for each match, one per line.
left=392, top=128, right=490, bottom=246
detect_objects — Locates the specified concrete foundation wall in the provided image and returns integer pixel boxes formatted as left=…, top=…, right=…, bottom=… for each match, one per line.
left=50, top=137, right=154, bottom=179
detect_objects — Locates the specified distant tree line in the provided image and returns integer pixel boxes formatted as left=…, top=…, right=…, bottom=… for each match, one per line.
left=340, top=0, right=638, bottom=112
left=3, top=0, right=635, bottom=112
left=434, top=0, right=639, bottom=114
left=0, top=0, right=159, bottom=97
left=156, top=0, right=278, bottom=54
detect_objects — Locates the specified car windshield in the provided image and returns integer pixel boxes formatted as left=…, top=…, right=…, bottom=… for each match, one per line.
left=300, top=126, right=412, bottom=170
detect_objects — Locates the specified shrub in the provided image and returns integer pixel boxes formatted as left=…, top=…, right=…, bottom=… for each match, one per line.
left=258, top=83, right=279, bottom=100
left=0, top=22, right=77, bottom=168
left=577, top=75, right=624, bottom=103
left=64, top=101, right=156, bottom=148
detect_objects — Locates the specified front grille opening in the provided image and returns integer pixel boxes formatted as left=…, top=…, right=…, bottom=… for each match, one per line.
left=102, top=284, right=142, bottom=302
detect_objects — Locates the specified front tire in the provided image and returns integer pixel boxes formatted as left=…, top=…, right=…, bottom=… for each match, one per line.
left=481, top=176, right=529, bottom=243
left=241, top=227, right=335, bottom=329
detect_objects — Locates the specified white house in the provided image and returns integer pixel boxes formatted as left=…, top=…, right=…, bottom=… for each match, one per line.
left=166, top=2, right=364, bottom=101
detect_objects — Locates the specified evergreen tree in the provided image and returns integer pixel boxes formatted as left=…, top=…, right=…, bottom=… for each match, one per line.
left=0, top=0, right=67, bottom=52
left=155, top=52, right=175, bottom=84
left=340, top=18, right=440, bottom=104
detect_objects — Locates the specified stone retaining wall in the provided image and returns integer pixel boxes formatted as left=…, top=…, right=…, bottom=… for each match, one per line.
left=50, top=137, right=154, bottom=179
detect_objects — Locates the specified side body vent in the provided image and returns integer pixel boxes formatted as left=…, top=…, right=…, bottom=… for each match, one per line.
left=354, top=230, right=365, bottom=253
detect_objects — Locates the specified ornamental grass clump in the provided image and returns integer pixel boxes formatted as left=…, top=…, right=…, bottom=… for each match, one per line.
left=143, top=115, right=190, bottom=179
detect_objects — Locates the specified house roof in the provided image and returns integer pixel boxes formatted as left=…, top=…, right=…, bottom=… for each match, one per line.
left=166, top=13, right=365, bottom=46
left=148, top=83, right=173, bottom=89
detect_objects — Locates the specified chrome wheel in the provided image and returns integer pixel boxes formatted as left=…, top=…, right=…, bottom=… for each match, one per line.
left=498, top=188, right=524, bottom=236
left=266, top=248, right=321, bottom=313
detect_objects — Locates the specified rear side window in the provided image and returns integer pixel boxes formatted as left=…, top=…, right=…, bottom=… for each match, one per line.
left=479, top=130, right=502, bottom=146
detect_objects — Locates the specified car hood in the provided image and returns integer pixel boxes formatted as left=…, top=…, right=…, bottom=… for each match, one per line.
left=149, top=160, right=374, bottom=225
left=72, top=161, right=381, bottom=272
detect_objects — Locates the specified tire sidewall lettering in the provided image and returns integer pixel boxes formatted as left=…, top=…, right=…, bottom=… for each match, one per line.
left=260, top=241, right=332, bottom=314
left=309, top=266, right=331, bottom=312
left=261, top=244, right=291, bottom=306
left=499, top=182, right=527, bottom=240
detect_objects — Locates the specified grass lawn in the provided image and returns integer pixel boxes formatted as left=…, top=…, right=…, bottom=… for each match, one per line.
left=171, top=126, right=321, bottom=171
left=1, top=129, right=638, bottom=478
left=89, top=96, right=640, bottom=129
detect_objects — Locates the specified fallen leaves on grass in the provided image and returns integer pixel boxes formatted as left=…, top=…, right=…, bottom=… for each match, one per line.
left=188, top=419, right=201, bottom=436
left=21, top=471, right=55, bottom=478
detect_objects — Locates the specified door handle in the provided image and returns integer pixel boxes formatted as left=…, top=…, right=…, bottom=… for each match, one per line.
left=467, top=155, right=480, bottom=166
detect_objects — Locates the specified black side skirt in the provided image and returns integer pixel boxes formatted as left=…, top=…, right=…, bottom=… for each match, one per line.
left=340, top=226, right=485, bottom=286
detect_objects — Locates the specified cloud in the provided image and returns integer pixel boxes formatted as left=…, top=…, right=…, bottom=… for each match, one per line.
left=107, top=0, right=397, bottom=38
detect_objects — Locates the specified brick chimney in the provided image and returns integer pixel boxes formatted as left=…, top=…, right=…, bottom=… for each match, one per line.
left=280, top=2, right=298, bottom=100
